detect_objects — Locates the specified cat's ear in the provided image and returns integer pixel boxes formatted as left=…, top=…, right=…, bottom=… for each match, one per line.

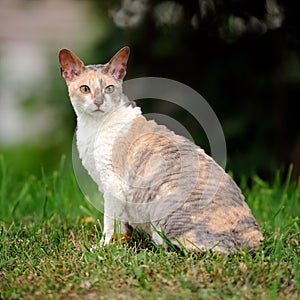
left=106, top=47, right=130, bottom=81
left=59, top=49, right=85, bottom=81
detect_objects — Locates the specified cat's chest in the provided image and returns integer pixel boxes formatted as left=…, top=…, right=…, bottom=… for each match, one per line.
left=76, top=115, right=134, bottom=195
left=77, top=128, right=113, bottom=190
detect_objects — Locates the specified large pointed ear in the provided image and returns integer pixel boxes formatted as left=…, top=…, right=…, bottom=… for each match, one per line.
left=106, top=47, right=130, bottom=81
left=59, top=49, right=85, bottom=81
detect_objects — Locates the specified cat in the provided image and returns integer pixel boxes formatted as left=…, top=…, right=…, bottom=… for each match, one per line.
left=59, top=46, right=263, bottom=253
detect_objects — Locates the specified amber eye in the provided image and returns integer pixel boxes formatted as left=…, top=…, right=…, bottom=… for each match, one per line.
left=80, top=85, right=90, bottom=94
left=105, top=85, right=115, bottom=94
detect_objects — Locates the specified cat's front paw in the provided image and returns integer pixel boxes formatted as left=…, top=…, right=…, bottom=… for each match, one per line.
left=90, top=234, right=131, bottom=252
left=89, top=244, right=100, bottom=253
left=89, top=237, right=107, bottom=253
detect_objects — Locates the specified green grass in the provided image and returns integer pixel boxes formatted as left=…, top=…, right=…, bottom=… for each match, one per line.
left=0, top=155, right=299, bottom=300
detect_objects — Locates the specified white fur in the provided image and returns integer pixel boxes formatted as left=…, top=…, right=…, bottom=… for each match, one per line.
left=76, top=103, right=142, bottom=244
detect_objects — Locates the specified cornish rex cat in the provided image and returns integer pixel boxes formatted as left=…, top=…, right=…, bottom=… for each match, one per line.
left=59, top=47, right=263, bottom=253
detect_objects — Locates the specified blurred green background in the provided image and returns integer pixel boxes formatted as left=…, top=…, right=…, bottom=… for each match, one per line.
left=0, top=0, right=299, bottom=181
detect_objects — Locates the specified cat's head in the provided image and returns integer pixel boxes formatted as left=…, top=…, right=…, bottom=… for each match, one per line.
left=59, top=47, right=130, bottom=117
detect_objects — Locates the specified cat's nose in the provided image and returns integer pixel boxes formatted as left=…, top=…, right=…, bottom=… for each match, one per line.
left=94, top=98, right=103, bottom=107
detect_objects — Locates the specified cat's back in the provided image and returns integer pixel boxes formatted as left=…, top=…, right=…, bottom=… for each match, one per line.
left=112, top=115, right=263, bottom=253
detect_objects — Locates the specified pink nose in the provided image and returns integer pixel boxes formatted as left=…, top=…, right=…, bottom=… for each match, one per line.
left=94, top=98, right=103, bottom=107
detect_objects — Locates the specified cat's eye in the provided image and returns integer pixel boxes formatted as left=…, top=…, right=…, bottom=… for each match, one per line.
left=80, top=85, right=90, bottom=94
left=105, top=85, right=115, bottom=94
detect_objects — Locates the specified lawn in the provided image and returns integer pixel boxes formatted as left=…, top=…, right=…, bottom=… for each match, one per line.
left=0, top=155, right=299, bottom=299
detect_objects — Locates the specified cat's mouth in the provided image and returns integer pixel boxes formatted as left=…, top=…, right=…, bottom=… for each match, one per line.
left=93, top=108, right=104, bottom=113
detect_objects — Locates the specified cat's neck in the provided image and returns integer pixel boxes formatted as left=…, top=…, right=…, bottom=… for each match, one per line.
left=76, top=103, right=141, bottom=131
left=76, top=102, right=142, bottom=152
